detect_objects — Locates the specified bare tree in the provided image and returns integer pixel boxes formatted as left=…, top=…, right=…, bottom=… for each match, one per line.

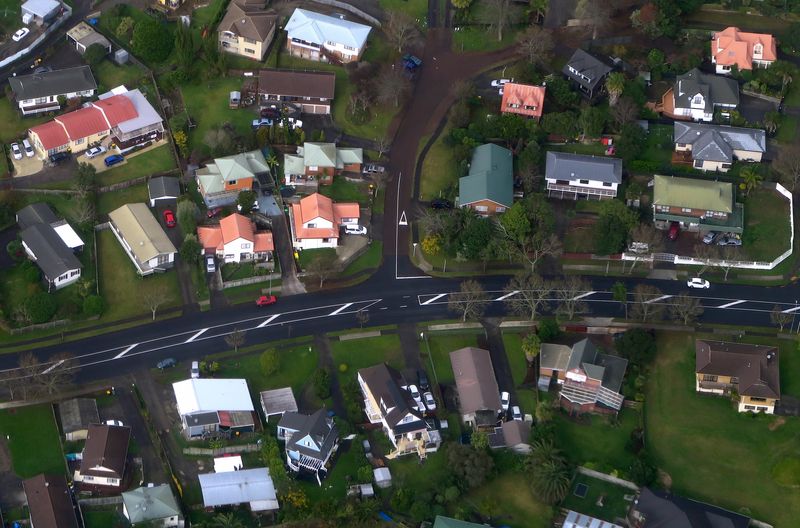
left=348, top=91, right=371, bottom=117
left=718, top=245, right=738, bottom=281
left=72, top=198, right=96, bottom=228
left=771, top=305, right=792, bottom=332
left=505, top=272, right=551, bottom=320
left=13, top=352, right=42, bottom=400
left=225, top=328, right=246, bottom=353
left=631, top=284, right=664, bottom=322
left=376, top=135, right=391, bottom=161
left=140, top=282, right=171, bottom=321
left=306, top=252, right=339, bottom=288
left=575, top=0, right=612, bottom=40
left=37, top=352, right=79, bottom=396
left=554, top=275, right=590, bottom=321
left=528, top=233, right=563, bottom=271
left=627, top=224, right=664, bottom=273
left=417, top=208, right=448, bottom=237
left=693, top=244, right=720, bottom=277
left=516, top=26, right=554, bottom=66
left=773, top=144, right=800, bottom=191
left=476, top=0, right=521, bottom=42
left=385, top=10, right=421, bottom=52
left=448, top=280, right=489, bottom=322
left=669, top=294, right=704, bottom=326
left=376, top=66, right=410, bottom=108
left=611, top=97, right=639, bottom=130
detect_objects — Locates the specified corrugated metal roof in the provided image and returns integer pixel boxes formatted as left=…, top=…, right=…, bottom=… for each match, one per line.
left=653, top=174, right=733, bottom=213
left=285, top=8, right=371, bottom=50
left=458, top=143, right=513, bottom=207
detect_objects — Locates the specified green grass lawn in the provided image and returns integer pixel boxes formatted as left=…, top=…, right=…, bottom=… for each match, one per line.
left=303, top=437, right=367, bottom=501
left=419, top=124, right=456, bottom=200
left=297, top=247, right=337, bottom=270
left=637, top=123, right=673, bottom=166
left=466, top=474, right=553, bottom=528
left=560, top=475, right=632, bottom=523
left=81, top=507, right=125, bottom=528
left=784, top=81, right=800, bottom=107
left=776, top=115, right=798, bottom=143
left=0, top=0, right=21, bottom=33
left=343, top=242, right=383, bottom=275
left=180, top=78, right=255, bottom=153
left=221, top=262, right=260, bottom=281
left=684, top=9, right=791, bottom=36
left=216, top=343, right=318, bottom=395
left=191, top=0, right=227, bottom=28
left=548, top=142, right=608, bottom=157
left=331, top=334, right=404, bottom=371
left=98, top=145, right=177, bottom=186
left=564, top=223, right=599, bottom=254
left=0, top=405, right=65, bottom=478
left=0, top=97, right=49, bottom=144
left=425, top=333, right=481, bottom=386
left=742, top=188, right=791, bottom=262
left=647, top=332, right=800, bottom=527
left=378, top=0, right=428, bottom=25
left=97, top=184, right=149, bottom=216
left=552, top=410, right=639, bottom=476
left=94, top=61, right=149, bottom=92
left=319, top=178, right=371, bottom=205
left=453, top=27, right=519, bottom=53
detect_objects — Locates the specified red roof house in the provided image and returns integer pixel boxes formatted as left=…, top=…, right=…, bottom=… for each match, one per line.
left=290, top=192, right=359, bottom=250
left=500, top=83, right=546, bottom=120
left=197, top=213, right=274, bottom=264
left=711, top=27, right=777, bottom=74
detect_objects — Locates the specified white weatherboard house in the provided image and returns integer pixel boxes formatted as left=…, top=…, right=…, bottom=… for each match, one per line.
left=108, top=203, right=177, bottom=275
left=9, top=66, right=96, bottom=116
left=545, top=152, right=623, bottom=200
left=285, top=8, right=371, bottom=64
left=199, top=468, right=279, bottom=512
left=172, top=378, right=256, bottom=438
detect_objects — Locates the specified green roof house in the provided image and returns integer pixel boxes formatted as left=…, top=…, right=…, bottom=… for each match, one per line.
left=653, top=174, right=743, bottom=234
left=458, top=143, right=513, bottom=216
left=122, top=484, right=183, bottom=527
left=283, top=142, right=363, bottom=187
left=195, top=149, right=270, bottom=208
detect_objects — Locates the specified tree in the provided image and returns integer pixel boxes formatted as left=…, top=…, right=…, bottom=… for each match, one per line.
left=763, top=110, right=781, bottom=135
left=448, top=280, right=489, bottom=322
left=615, top=328, right=655, bottom=368
left=669, top=294, right=703, bottom=326
left=259, top=348, right=279, bottom=376
left=476, top=0, right=521, bottom=42
left=5, top=352, right=43, bottom=400
left=176, top=200, right=199, bottom=237
left=594, top=200, right=638, bottom=255
left=25, top=293, right=57, bottom=324
left=541, top=111, right=578, bottom=138
left=174, top=22, right=197, bottom=78
left=208, top=512, right=245, bottom=528
left=140, top=282, right=170, bottom=321
left=611, top=96, right=639, bottom=130
left=554, top=276, right=590, bottom=321
left=630, top=3, right=661, bottom=37
left=376, top=65, right=410, bottom=108
left=605, top=72, right=626, bottom=106
left=522, top=333, right=541, bottom=365
left=505, top=272, right=551, bottom=320
left=693, top=243, right=720, bottom=277
left=83, top=295, right=104, bottom=317
left=526, top=440, right=572, bottom=503
left=631, top=284, right=664, bottom=322
left=37, top=352, right=78, bottom=396
left=611, top=281, right=628, bottom=318
left=83, top=43, right=107, bottom=66
left=717, top=245, right=738, bottom=281
left=180, top=235, right=202, bottom=265
left=237, top=190, right=257, bottom=213
left=771, top=305, right=792, bottom=332
left=385, top=10, right=420, bottom=52
left=225, top=328, right=246, bottom=353
left=446, top=443, right=494, bottom=490
left=617, top=122, right=647, bottom=162
left=6, top=239, right=23, bottom=262
left=451, top=0, right=473, bottom=7
left=116, top=16, right=135, bottom=39
left=131, top=18, right=173, bottom=63
left=578, top=105, right=607, bottom=140
left=73, top=162, right=97, bottom=194
left=470, top=430, right=489, bottom=450
left=740, top=166, right=762, bottom=196
left=306, top=251, right=338, bottom=288
left=773, top=144, right=800, bottom=191
left=627, top=223, right=663, bottom=273
left=72, top=198, right=96, bottom=230
left=516, top=25, right=554, bottom=66
left=575, top=0, right=611, bottom=40
left=313, top=368, right=331, bottom=399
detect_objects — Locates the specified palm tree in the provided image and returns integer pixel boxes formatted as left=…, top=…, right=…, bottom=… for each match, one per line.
left=266, top=153, right=278, bottom=168
left=605, top=72, right=625, bottom=106
left=741, top=166, right=763, bottom=196
left=207, top=512, right=245, bottom=528
left=530, top=458, right=572, bottom=504
left=763, top=111, right=780, bottom=135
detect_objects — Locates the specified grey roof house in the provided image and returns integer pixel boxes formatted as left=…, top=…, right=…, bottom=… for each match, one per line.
left=671, top=68, right=739, bottom=122
left=488, top=419, right=533, bottom=453
left=449, top=347, right=503, bottom=428
left=277, top=408, right=339, bottom=484
left=629, top=487, right=751, bottom=528
left=122, top=484, right=184, bottom=527
left=199, top=467, right=279, bottom=512
left=562, top=49, right=613, bottom=99
left=545, top=152, right=623, bottom=200
left=58, top=398, right=99, bottom=440
left=148, top=176, right=181, bottom=207
left=458, top=143, right=513, bottom=215
left=674, top=121, right=766, bottom=172
left=9, top=66, right=96, bottom=116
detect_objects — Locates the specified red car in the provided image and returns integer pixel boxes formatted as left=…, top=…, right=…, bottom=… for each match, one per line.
left=256, top=295, right=277, bottom=307
left=668, top=221, right=680, bottom=240
left=163, top=209, right=176, bottom=228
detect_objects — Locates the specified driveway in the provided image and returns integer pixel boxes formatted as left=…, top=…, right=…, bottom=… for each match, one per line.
left=737, top=93, right=778, bottom=125
left=270, top=212, right=306, bottom=295
left=481, top=320, right=518, bottom=413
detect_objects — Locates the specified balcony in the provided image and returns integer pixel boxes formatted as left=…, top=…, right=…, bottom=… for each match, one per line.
left=546, top=182, right=616, bottom=200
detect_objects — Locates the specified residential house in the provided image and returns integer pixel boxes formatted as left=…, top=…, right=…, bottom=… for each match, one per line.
left=198, top=468, right=279, bottom=512
left=652, top=174, right=744, bottom=235
left=122, top=485, right=184, bottom=527
left=197, top=213, right=274, bottom=264
left=500, top=82, right=545, bottom=120
left=277, top=408, right=339, bottom=484
left=58, top=397, right=99, bottom=441
left=108, top=203, right=177, bottom=275
left=562, top=49, right=613, bottom=99
left=260, top=387, right=299, bottom=419
left=258, top=69, right=335, bottom=114
left=487, top=419, right=533, bottom=454
left=285, top=8, right=371, bottom=64
left=66, top=22, right=112, bottom=55
left=283, top=142, right=362, bottom=187
left=545, top=152, right=622, bottom=200
left=172, top=378, right=256, bottom=438
left=73, top=423, right=130, bottom=488
left=664, top=68, right=739, bottom=122
left=357, top=363, right=441, bottom=459
left=458, top=143, right=513, bottom=215
left=673, top=121, right=766, bottom=172
left=712, top=27, right=777, bottom=74
left=628, top=487, right=751, bottom=528
left=564, top=511, right=623, bottom=528
left=695, top=340, right=780, bottom=414
left=449, top=347, right=502, bottom=428
left=21, top=0, right=61, bottom=26
left=218, top=0, right=277, bottom=62
left=17, top=203, right=83, bottom=292
left=195, top=150, right=269, bottom=208
left=148, top=176, right=181, bottom=208
left=539, top=338, right=628, bottom=414
left=28, top=85, right=164, bottom=157
left=289, top=192, right=360, bottom=250
left=23, top=474, right=79, bottom=528
left=9, top=66, right=96, bottom=116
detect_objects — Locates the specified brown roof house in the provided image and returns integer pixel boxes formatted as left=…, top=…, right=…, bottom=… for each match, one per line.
left=23, top=474, right=79, bottom=528
left=487, top=419, right=533, bottom=454
left=449, top=347, right=502, bottom=429
left=695, top=340, right=780, bottom=414
left=218, top=0, right=277, bottom=62
left=258, top=69, right=335, bottom=115
left=58, top=397, right=99, bottom=441
left=73, top=423, right=131, bottom=489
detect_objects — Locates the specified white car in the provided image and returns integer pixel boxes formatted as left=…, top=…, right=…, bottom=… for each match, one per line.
left=408, top=384, right=424, bottom=410
left=511, top=405, right=522, bottom=421
left=344, top=225, right=367, bottom=235
left=191, top=361, right=200, bottom=379
left=423, top=391, right=436, bottom=411
left=105, top=419, right=124, bottom=427
left=22, top=139, right=34, bottom=158
left=500, top=391, right=510, bottom=411
left=490, top=79, right=512, bottom=87
left=687, top=277, right=710, bottom=289
left=10, top=143, right=22, bottom=160
left=85, top=145, right=107, bottom=159
left=278, top=117, right=303, bottom=129
left=498, top=88, right=504, bottom=96
left=12, top=28, right=30, bottom=42
left=205, top=255, right=216, bottom=273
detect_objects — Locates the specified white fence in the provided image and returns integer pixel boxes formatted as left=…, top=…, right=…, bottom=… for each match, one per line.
left=0, top=6, right=73, bottom=69
left=622, top=183, right=794, bottom=271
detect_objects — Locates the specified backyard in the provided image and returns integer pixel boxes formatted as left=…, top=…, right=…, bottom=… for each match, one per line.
left=465, top=473, right=553, bottom=528
left=319, top=178, right=371, bottom=205
left=646, top=332, right=800, bottom=527
left=98, top=145, right=177, bottom=186
left=500, top=330, right=537, bottom=413
left=560, top=474, right=633, bottom=523
left=180, top=77, right=255, bottom=152
left=0, top=97, right=49, bottom=144
left=0, top=404, right=65, bottom=478
left=742, top=187, right=791, bottom=262
left=552, top=410, right=640, bottom=477
left=94, top=61, right=150, bottom=93
left=96, top=184, right=149, bottom=216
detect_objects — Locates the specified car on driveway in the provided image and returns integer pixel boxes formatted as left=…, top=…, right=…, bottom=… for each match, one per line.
left=491, top=79, right=512, bottom=87
left=668, top=221, right=680, bottom=240
left=207, top=207, right=223, bottom=218
left=105, top=419, right=124, bottom=426
left=156, top=358, right=176, bottom=369
left=500, top=391, right=510, bottom=411
left=205, top=255, right=216, bottom=273
left=511, top=405, right=522, bottom=421
left=252, top=118, right=273, bottom=128
left=423, top=391, right=436, bottom=411
left=163, top=209, right=176, bottom=228
left=10, top=143, right=22, bottom=160
left=48, top=151, right=70, bottom=165
left=85, top=145, right=106, bottom=159
left=418, top=369, right=430, bottom=391
left=256, top=295, right=277, bottom=307
left=362, top=164, right=385, bottom=174
left=717, top=234, right=742, bottom=246
left=687, top=277, right=710, bottom=289
left=702, top=232, right=719, bottom=245
left=104, top=154, right=124, bottom=167
left=344, top=225, right=367, bottom=235
left=22, top=139, right=33, bottom=158
left=12, top=28, right=29, bottom=42
left=430, top=198, right=453, bottom=209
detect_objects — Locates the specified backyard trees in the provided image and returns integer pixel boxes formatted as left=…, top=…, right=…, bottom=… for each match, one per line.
left=631, top=284, right=664, bottom=322
left=541, top=111, right=579, bottom=139
left=593, top=199, right=639, bottom=255
left=131, top=18, right=173, bottom=64
left=260, top=348, right=280, bottom=376
left=74, top=163, right=97, bottom=194
left=498, top=195, right=561, bottom=271
left=446, top=443, right=494, bottom=490
left=605, top=72, right=626, bottom=106
left=773, top=144, right=800, bottom=191
left=669, top=294, right=704, bottom=326
left=385, top=10, right=421, bottom=53
left=476, top=0, right=522, bottom=42
left=522, top=333, right=542, bottom=365
left=616, top=122, right=647, bottom=162
left=225, top=328, right=246, bottom=353
left=84, top=44, right=108, bottom=67
left=611, top=97, right=639, bottom=130
left=763, top=111, right=781, bottom=136
left=578, top=105, right=607, bottom=140
left=740, top=166, right=763, bottom=196
left=449, top=280, right=489, bottom=322
left=615, top=328, right=656, bottom=368
left=546, top=77, right=580, bottom=109
left=177, top=200, right=200, bottom=237
left=526, top=439, right=572, bottom=504
left=504, top=272, right=551, bottom=320
left=554, top=275, right=590, bottom=321
left=516, top=25, right=554, bottom=67
left=174, top=22, right=198, bottom=81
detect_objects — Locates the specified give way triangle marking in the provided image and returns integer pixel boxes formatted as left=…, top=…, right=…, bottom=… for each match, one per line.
left=398, top=211, right=408, bottom=226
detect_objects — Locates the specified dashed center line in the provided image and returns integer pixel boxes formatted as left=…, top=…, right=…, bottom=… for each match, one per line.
left=495, top=290, right=520, bottom=301
left=717, top=300, right=746, bottom=309
left=185, top=328, right=208, bottom=343
left=572, top=291, right=595, bottom=301
left=329, top=303, right=353, bottom=316
left=41, top=359, right=65, bottom=374
left=782, top=305, right=800, bottom=314
left=113, top=343, right=138, bottom=360
left=257, top=314, right=281, bottom=328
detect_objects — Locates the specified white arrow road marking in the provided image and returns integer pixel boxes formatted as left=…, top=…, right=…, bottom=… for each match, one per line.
left=257, top=314, right=281, bottom=328
left=645, top=294, right=673, bottom=304
left=41, top=359, right=65, bottom=374
left=572, top=291, right=595, bottom=301
left=399, top=211, right=408, bottom=226
left=717, top=300, right=746, bottom=309
left=420, top=293, right=447, bottom=305
left=329, top=303, right=354, bottom=316
left=113, top=343, right=139, bottom=359
left=495, top=290, right=520, bottom=301
left=185, top=328, right=208, bottom=343
left=782, top=305, right=800, bottom=314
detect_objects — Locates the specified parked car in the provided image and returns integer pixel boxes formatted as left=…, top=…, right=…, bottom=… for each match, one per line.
left=205, top=255, right=216, bottom=273
left=191, top=361, right=200, bottom=379
left=403, top=54, right=422, bottom=70
left=256, top=295, right=277, bottom=307
left=237, top=200, right=259, bottom=212
left=668, top=221, right=680, bottom=241
left=22, top=139, right=33, bottom=158
left=363, top=164, right=385, bottom=174
left=207, top=207, right=222, bottom=218
left=687, top=277, right=710, bottom=289
left=491, top=79, right=512, bottom=87
left=10, top=143, right=22, bottom=160
left=163, top=209, right=176, bottom=228
left=105, top=420, right=124, bottom=426
left=717, top=234, right=742, bottom=246
left=702, top=232, right=719, bottom=245
left=408, top=384, right=422, bottom=407
left=12, top=28, right=29, bottom=42
left=33, top=65, right=52, bottom=74
left=418, top=369, right=430, bottom=391
left=48, top=151, right=70, bottom=165
left=423, top=392, right=436, bottom=412
left=430, top=198, right=453, bottom=209
left=104, top=154, right=124, bottom=167
left=511, top=406, right=522, bottom=421
left=156, top=358, right=177, bottom=369
left=85, top=145, right=107, bottom=159
left=260, top=107, right=281, bottom=119
left=500, top=391, right=510, bottom=411
left=344, top=225, right=367, bottom=235
left=252, top=118, right=273, bottom=128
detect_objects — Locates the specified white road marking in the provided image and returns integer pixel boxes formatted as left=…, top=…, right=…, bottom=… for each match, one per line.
left=113, top=343, right=139, bottom=359
left=400, top=305, right=407, bottom=308
left=329, top=303, right=354, bottom=316
left=495, top=290, right=520, bottom=301
left=41, top=359, right=65, bottom=374
left=782, top=305, right=800, bottom=314
left=185, top=328, right=208, bottom=343
left=420, top=293, right=447, bottom=305
left=380, top=307, right=388, bottom=310
left=572, top=291, right=595, bottom=301
left=399, top=211, right=408, bottom=226
left=717, top=300, right=746, bottom=309
left=257, top=314, right=281, bottom=328
left=645, top=294, right=673, bottom=304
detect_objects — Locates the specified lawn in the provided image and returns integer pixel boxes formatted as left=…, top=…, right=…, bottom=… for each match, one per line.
left=419, top=124, right=456, bottom=200
left=297, top=247, right=336, bottom=270
left=637, top=123, right=673, bottom=166
left=343, top=242, right=383, bottom=275
left=0, top=0, right=21, bottom=34
left=81, top=507, right=126, bottom=528
left=0, top=405, right=65, bottom=478
left=330, top=334, right=404, bottom=372
left=97, top=184, right=149, bottom=216
left=0, top=97, right=49, bottom=143
left=552, top=409, right=639, bottom=476
left=303, top=437, right=366, bottom=501
left=465, top=474, right=553, bottom=528
left=180, top=78, right=255, bottom=152
left=776, top=115, right=798, bottom=143
left=215, top=343, right=319, bottom=395
left=98, top=145, right=177, bottom=186
left=96, top=229, right=181, bottom=321
left=564, top=222, right=598, bottom=254
left=94, top=61, right=149, bottom=93
left=378, top=0, right=428, bottom=25
left=424, top=332, right=481, bottom=386
left=453, top=27, right=519, bottom=53
left=742, top=188, right=791, bottom=262
left=191, top=0, right=227, bottom=29
left=684, top=9, right=791, bottom=36
left=319, top=178, right=371, bottom=205
left=560, top=475, right=632, bottom=523
left=548, top=142, right=607, bottom=157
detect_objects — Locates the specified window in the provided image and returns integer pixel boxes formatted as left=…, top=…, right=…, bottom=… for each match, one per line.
left=754, top=43, right=763, bottom=55
left=750, top=397, right=767, bottom=402
left=579, top=179, right=589, bottom=185
left=744, top=405, right=756, bottom=410
left=228, top=180, right=237, bottom=185
left=681, top=208, right=692, bottom=213
left=730, top=376, right=739, bottom=384
left=245, top=48, right=257, bottom=55
left=107, top=478, right=116, bottom=484
left=692, top=95, right=703, bottom=105
left=344, top=45, right=355, bottom=51
left=496, top=206, right=506, bottom=213
left=74, top=137, right=84, bottom=145
left=35, top=97, right=48, bottom=104
left=307, top=223, right=316, bottom=228
left=474, top=205, right=489, bottom=212
left=702, top=374, right=718, bottom=382
left=304, top=96, right=311, bottom=100
left=524, top=105, right=537, bottom=111
left=322, top=238, right=330, bottom=243
left=70, top=270, right=79, bottom=277
left=602, top=182, right=612, bottom=187
left=308, top=165, right=318, bottom=171
left=677, top=143, right=687, bottom=148
left=241, top=243, right=250, bottom=249
left=157, top=254, right=169, bottom=265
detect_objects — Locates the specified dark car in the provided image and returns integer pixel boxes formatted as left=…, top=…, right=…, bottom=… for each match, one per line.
left=104, top=154, right=125, bottom=167
left=418, top=369, right=430, bottom=391
left=403, top=54, right=422, bottom=70
left=156, top=358, right=176, bottom=369
left=48, top=151, right=71, bottom=165
left=260, top=107, right=281, bottom=119
left=431, top=198, right=453, bottom=209
left=207, top=207, right=223, bottom=218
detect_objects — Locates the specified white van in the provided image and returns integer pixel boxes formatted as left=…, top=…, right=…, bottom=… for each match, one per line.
left=191, top=361, right=200, bottom=378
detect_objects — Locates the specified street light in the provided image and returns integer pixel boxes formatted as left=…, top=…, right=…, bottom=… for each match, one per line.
left=413, top=242, right=418, bottom=257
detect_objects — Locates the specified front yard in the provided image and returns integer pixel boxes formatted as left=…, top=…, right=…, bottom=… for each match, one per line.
left=0, top=404, right=65, bottom=478
left=425, top=331, right=482, bottom=386
left=742, top=188, right=791, bottom=262
left=319, top=178, right=372, bottom=205
left=98, top=144, right=177, bottom=186
left=330, top=333, right=405, bottom=372
left=419, top=125, right=457, bottom=200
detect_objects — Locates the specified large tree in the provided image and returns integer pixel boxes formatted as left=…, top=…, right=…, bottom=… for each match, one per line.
left=605, top=72, right=626, bottom=106
left=526, top=439, right=572, bottom=504
left=594, top=199, right=639, bottom=255
left=516, top=25, right=554, bottom=67
left=615, top=328, right=655, bottom=368
left=140, top=282, right=171, bottom=321
left=448, top=280, right=489, bottom=322
left=446, top=443, right=495, bottom=490
left=773, top=144, right=800, bottom=191
left=504, top=272, right=551, bottom=320
left=771, top=305, right=792, bottom=332
left=669, top=294, right=703, bottom=326
left=554, top=276, right=590, bottom=321
left=385, top=10, right=421, bottom=52
left=631, top=284, right=664, bottom=322
left=131, top=18, right=173, bottom=63
left=476, top=0, right=521, bottom=42
left=307, top=251, right=339, bottom=288
left=611, top=97, right=640, bottom=131
left=37, top=352, right=78, bottom=396
left=225, top=328, right=246, bottom=353
left=575, top=0, right=611, bottom=40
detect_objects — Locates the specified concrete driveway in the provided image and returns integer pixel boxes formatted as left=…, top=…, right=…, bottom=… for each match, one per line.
left=10, top=151, right=45, bottom=177
left=738, top=93, right=778, bottom=125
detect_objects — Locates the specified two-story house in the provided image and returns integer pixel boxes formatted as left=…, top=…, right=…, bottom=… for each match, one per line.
left=562, top=49, right=613, bottom=99
left=458, top=143, right=513, bottom=216
left=74, top=423, right=130, bottom=489
left=540, top=338, right=628, bottom=415
left=277, top=408, right=339, bottom=485
left=712, top=27, right=777, bottom=74
left=195, top=150, right=270, bottom=208
left=652, top=174, right=744, bottom=235
left=663, top=68, right=739, bottom=122
left=450, top=347, right=502, bottom=429
left=673, top=121, right=766, bottom=172
left=258, top=69, right=335, bottom=115
left=217, top=0, right=277, bottom=62
left=108, top=203, right=177, bottom=276
left=197, top=213, right=274, bottom=264
left=9, top=65, right=96, bottom=116
left=289, top=192, right=359, bottom=250
left=545, top=152, right=622, bottom=200
left=500, top=82, right=545, bottom=121
left=357, top=363, right=441, bottom=459
left=285, top=8, right=371, bottom=64
left=283, top=142, right=362, bottom=187
left=695, top=340, right=780, bottom=414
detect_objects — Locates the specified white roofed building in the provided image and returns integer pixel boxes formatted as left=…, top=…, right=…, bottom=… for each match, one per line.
left=172, top=378, right=256, bottom=438
left=199, top=468, right=279, bottom=512
left=285, top=8, right=371, bottom=64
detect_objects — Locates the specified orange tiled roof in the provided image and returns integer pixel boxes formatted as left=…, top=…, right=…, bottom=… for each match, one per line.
left=712, top=27, right=777, bottom=70
left=254, top=232, right=274, bottom=252
left=198, top=213, right=274, bottom=252
left=292, top=193, right=359, bottom=240
left=197, top=226, right=223, bottom=253
left=220, top=213, right=254, bottom=243
left=500, top=83, right=545, bottom=119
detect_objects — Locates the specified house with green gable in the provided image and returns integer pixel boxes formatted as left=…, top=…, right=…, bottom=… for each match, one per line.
left=652, top=174, right=743, bottom=234
left=284, top=142, right=363, bottom=187
left=122, top=484, right=184, bottom=527
left=457, top=143, right=513, bottom=216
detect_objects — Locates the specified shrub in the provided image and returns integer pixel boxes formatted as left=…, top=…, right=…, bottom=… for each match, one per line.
left=357, top=465, right=373, bottom=482
left=313, top=368, right=331, bottom=399
left=131, top=19, right=173, bottom=63
left=21, top=262, right=40, bottom=284
left=259, top=348, right=280, bottom=376
left=338, top=363, right=348, bottom=373
left=83, top=44, right=107, bottom=67
left=537, top=319, right=561, bottom=341
left=6, top=240, right=24, bottom=262
left=83, top=295, right=104, bottom=317
left=25, top=293, right=58, bottom=324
